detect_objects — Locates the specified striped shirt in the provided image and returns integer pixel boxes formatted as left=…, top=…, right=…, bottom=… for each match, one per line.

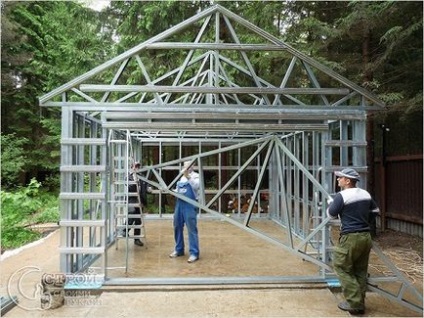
left=327, top=188, right=380, bottom=235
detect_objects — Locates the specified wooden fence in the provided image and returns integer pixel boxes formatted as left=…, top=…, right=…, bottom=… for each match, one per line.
left=373, top=154, right=423, bottom=237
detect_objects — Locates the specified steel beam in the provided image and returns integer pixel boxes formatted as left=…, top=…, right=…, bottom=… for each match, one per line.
left=80, top=84, right=350, bottom=95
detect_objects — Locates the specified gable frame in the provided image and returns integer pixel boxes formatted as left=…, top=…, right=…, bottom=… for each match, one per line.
left=39, top=4, right=422, bottom=314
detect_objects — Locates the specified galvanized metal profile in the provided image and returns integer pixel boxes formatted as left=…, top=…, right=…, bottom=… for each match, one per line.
left=60, top=138, right=106, bottom=145
left=326, top=165, right=368, bottom=173
left=39, top=5, right=218, bottom=104
left=324, top=140, right=368, bottom=147
left=131, top=135, right=276, bottom=144
left=145, top=42, right=287, bottom=51
left=215, top=5, right=385, bottom=107
left=102, top=110, right=366, bottom=121
left=59, top=192, right=106, bottom=200
left=41, top=101, right=383, bottom=112
left=1, top=296, right=18, bottom=316
left=59, top=247, right=105, bottom=254
left=103, top=276, right=329, bottom=286
left=60, top=220, right=106, bottom=227
left=60, top=165, right=106, bottom=172
left=79, top=84, right=350, bottom=95
left=101, top=122, right=329, bottom=132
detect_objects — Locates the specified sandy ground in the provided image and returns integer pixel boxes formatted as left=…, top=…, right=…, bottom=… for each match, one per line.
left=1, top=219, right=422, bottom=317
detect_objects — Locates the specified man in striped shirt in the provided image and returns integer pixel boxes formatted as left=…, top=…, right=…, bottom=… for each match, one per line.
left=327, top=168, right=380, bottom=315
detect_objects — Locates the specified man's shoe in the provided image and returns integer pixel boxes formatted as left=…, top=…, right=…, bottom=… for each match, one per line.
left=187, top=255, right=199, bottom=263
left=169, top=251, right=184, bottom=258
left=134, top=239, right=144, bottom=246
left=337, top=301, right=365, bottom=315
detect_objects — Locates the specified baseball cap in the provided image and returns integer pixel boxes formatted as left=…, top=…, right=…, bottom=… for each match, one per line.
left=335, top=168, right=360, bottom=181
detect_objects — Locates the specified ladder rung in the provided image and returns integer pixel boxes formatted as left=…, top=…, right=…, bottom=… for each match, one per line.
left=119, top=204, right=144, bottom=208
left=116, top=215, right=144, bottom=220
left=112, top=202, right=139, bottom=206
left=116, top=225, right=144, bottom=229
left=116, top=235, right=145, bottom=239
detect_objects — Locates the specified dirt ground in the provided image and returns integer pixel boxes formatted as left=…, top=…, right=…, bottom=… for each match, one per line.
left=374, top=229, right=423, bottom=258
left=1, top=222, right=422, bottom=317
left=373, top=229, right=423, bottom=286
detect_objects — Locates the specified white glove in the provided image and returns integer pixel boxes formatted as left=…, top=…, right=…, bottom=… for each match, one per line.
left=327, top=198, right=334, bottom=205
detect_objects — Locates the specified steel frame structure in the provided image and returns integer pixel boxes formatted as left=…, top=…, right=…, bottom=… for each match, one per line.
left=39, top=4, right=422, bottom=313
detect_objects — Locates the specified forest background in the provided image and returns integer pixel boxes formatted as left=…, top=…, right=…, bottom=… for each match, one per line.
left=1, top=1, right=423, bottom=249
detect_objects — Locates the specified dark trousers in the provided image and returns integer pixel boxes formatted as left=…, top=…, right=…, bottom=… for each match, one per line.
left=124, top=207, right=141, bottom=236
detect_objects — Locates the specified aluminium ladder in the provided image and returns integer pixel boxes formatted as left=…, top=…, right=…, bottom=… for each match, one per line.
left=108, top=130, right=146, bottom=273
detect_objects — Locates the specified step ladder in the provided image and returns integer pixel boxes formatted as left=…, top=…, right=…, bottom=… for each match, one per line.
left=108, top=130, right=146, bottom=273
left=115, top=169, right=147, bottom=246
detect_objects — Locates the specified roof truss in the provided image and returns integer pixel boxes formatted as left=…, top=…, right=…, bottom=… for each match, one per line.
left=39, top=4, right=385, bottom=135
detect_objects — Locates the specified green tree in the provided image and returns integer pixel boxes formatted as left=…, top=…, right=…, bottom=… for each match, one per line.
left=281, top=1, right=422, bottom=155
left=0, top=133, right=28, bottom=186
left=1, top=1, right=117, bottom=187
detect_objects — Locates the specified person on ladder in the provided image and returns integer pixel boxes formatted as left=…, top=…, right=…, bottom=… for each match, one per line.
left=122, top=161, right=147, bottom=247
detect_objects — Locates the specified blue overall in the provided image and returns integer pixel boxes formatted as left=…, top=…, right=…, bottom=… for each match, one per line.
left=173, top=180, right=199, bottom=257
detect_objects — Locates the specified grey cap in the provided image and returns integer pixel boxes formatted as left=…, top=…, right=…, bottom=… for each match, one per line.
left=335, top=168, right=360, bottom=181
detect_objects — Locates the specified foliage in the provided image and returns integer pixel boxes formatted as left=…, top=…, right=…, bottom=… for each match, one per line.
left=0, top=133, right=28, bottom=187
left=0, top=0, right=421, bottom=250
left=1, top=0, right=422, bottom=192
left=1, top=1, right=117, bottom=186
left=1, top=179, right=59, bottom=249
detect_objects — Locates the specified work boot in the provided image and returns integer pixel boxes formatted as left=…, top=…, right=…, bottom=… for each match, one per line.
left=134, top=239, right=144, bottom=246
left=337, top=301, right=365, bottom=315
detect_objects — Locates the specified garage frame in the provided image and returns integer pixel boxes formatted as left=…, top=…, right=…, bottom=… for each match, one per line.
left=39, top=4, right=422, bottom=313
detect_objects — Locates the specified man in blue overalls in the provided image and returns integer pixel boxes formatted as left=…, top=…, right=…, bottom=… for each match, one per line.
left=169, top=161, right=200, bottom=263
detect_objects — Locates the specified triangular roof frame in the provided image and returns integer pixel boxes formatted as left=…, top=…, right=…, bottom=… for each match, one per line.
left=47, top=6, right=423, bottom=314
left=39, top=4, right=385, bottom=127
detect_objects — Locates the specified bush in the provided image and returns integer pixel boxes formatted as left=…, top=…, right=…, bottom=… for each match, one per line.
left=1, top=178, right=59, bottom=250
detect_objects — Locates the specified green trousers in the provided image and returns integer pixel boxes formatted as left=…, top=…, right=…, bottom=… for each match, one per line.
left=333, top=232, right=372, bottom=309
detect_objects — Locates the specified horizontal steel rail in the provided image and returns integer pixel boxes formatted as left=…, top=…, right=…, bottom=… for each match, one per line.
left=145, top=42, right=288, bottom=51
left=101, top=122, right=329, bottom=132
left=102, top=111, right=366, bottom=121
left=60, top=138, right=106, bottom=145
left=80, top=84, right=350, bottom=95
left=60, top=165, right=106, bottom=172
